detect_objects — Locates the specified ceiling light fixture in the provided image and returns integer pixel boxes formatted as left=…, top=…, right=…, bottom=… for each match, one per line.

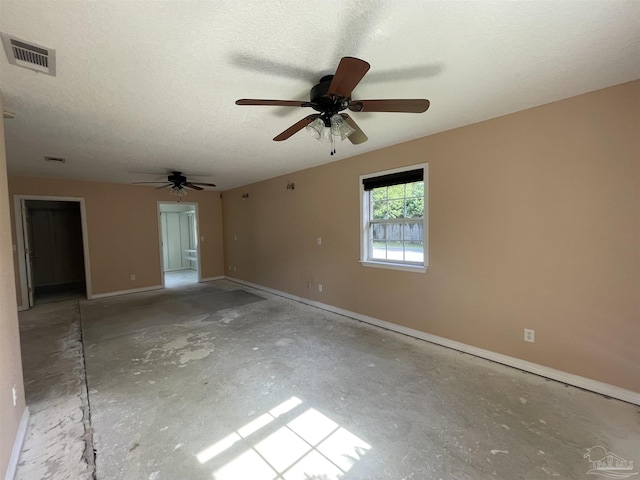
left=330, top=114, right=355, bottom=140
left=169, top=186, right=187, bottom=202
left=306, top=118, right=324, bottom=139
left=305, top=114, right=355, bottom=155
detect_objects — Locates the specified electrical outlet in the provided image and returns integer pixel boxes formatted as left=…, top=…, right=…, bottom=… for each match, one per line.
left=12, top=385, right=17, bottom=407
left=318, top=284, right=323, bottom=292
left=317, top=237, right=322, bottom=246
left=130, top=274, right=136, bottom=281
left=524, top=328, right=535, bottom=343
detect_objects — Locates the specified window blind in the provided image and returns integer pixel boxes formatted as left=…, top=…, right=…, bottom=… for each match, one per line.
left=362, top=168, right=423, bottom=191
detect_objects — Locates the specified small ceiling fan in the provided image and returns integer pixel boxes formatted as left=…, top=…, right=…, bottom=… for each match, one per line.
left=133, top=171, right=216, bottom=198
left=236, top=56, right=430, bottom=152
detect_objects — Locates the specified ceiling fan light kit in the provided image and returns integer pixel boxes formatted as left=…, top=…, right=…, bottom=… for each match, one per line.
left=306, top=117, right=324, bottom=139
left=169, top=186, right=188, bottom=198
left=330, top=114, right=356, bottom=140
left=305, top=114, right=357, bottom=153
left=320, top=124, right=333, bottom=145
left=236, top=56, right=430, bottom=155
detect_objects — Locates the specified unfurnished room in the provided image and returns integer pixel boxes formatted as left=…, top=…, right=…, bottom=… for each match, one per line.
left=0, top=1, right=638, bottom=480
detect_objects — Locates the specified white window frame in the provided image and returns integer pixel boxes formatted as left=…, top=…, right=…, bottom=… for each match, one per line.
left=359, top=163, right=428, bottom=273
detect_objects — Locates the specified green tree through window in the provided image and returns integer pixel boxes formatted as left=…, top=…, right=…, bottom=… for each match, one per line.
left=372, top=182, right=424, bottom=220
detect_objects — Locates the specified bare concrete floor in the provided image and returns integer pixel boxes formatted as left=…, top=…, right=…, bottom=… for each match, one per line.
left=17, top=280, right=640, bottom=480
left=16, top=301, right=94, bottom=480
left=164, top=269, right=198, bottom=288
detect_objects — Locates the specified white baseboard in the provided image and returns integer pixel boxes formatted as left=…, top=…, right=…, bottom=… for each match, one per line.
left=200, top=276, right=224, bottom=282
left=88, top=285, right=163, bottom=300
left=226, top=276, right=640, bottom=406
left=4, top=407, right=29, bottom=480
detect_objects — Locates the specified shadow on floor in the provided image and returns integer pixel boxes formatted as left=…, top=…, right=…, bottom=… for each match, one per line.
left=34, top=282, right=86, bottom=305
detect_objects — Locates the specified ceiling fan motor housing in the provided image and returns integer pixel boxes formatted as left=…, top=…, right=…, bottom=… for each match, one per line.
left=310, top=75, right=350, bottom=119
left=168, top=171, right=187, bottom=186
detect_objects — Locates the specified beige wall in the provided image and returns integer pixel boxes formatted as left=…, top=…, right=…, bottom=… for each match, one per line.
left=8, top=177, right=225, bottom=305
left=223, top=81, right=640, bottom=392
left=0, top=92, right=27, bottom=479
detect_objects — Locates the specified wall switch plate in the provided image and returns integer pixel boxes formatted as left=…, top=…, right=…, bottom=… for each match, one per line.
left=130, top=274, right=136, bottom=281
left=524, top=328, right=535, bottom=343
left=12, top=385, right=17, bottom=407
left=317, top=237, right=322, bottom=245
left=318, top=284, right=323, bottom=292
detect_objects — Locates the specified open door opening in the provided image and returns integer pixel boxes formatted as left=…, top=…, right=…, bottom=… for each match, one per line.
left=23, top=200, right=87, bottom=305
left=159, top=202, right=200, bottom=288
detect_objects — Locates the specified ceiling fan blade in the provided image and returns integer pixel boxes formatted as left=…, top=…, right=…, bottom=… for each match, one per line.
left=155, top=183, right=172, bottom=189
left=184, top=182, right=204, bottom=191
left=328, top=57, right=370, bottom=100
left=273, top=114, right=320, bottom=141
left=189, top=182, right=217, bottom=187
left=349, top=99, right=430, bottom=113
left=236, top=99, right=314, bottom=108
left=341, top=114, right=368, bottom=145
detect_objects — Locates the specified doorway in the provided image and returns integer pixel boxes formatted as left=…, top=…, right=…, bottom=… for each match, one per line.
left=14, top=197, right=91, bottom=307
left=158, top=202, right=200, bottom=288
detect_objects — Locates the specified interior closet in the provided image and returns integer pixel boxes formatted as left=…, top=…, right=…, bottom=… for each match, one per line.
left=24, top=200, right=86, bottom=304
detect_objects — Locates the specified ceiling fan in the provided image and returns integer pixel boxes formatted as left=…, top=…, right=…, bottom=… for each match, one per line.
left=236, top=56, right=430, bottom=153
left=133, top=171, right=216, bottom=198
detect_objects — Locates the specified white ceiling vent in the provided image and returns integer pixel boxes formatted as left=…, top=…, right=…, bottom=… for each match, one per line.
left=1, top=33, right=56, bottom=76
left=44, top=156, right=66, bottom=163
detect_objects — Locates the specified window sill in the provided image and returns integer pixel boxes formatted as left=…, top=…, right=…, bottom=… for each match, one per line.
left=360, top=260, right=427, bottom=273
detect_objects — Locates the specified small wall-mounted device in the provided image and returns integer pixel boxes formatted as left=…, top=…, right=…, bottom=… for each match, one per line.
left=242, top=193, right=250, bottom=200
left=524, top=328, right=535, bottom=343
left=286, top=182, right=295, bottom=190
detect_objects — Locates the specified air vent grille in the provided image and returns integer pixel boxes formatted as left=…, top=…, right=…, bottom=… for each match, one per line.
left=12, top=40, right=48, bottom=67
left=1, top=33, right=56, bottom=76
left=44, top=156, right=66, bottom=163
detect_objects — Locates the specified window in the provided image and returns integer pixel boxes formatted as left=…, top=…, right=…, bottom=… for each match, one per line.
left=360, top=164, right=428, bottom=272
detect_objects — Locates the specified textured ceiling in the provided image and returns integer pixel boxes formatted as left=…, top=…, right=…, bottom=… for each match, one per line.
left=0, top=1, right=638, bottom=190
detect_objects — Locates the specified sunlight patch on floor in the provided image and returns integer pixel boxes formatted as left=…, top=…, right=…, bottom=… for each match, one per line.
left=196, top=396, right=371, bottom=480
